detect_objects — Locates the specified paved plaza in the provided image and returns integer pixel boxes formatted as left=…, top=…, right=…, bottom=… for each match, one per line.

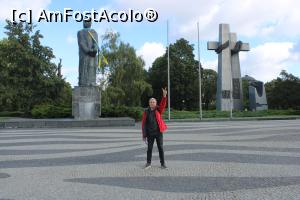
left=1, top=120, right=300, bottom=200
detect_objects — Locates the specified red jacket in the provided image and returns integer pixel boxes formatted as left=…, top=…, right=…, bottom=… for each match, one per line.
left=142, top=96, right=168, bottom=138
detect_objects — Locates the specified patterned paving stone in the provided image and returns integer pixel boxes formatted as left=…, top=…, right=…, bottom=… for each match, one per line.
left=0, top=120, right=300, bottom=199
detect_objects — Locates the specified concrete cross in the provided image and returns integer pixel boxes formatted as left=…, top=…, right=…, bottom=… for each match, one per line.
left=207, top=24, right=250, bottom=111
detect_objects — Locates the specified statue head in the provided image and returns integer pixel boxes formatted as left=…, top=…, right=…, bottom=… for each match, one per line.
left=83, top=18, right=92, bottom=29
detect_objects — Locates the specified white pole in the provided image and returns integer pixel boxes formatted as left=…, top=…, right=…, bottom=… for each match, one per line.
left=197, top=22, right=203, bottom=120
left=230, top=71, right=233, bottom=119
left=167, top=20, right=171, bottom=121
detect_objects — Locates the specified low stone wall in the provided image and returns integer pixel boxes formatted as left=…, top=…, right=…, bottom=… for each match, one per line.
left=0, top=117, right=135, bottom=129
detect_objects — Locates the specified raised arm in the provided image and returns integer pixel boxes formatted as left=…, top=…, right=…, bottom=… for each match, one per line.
left=157, top=88, right=167, bottom=114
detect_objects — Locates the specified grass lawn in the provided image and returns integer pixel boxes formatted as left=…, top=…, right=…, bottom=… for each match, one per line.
left=0, top=117, right=9, bottom=121
left=162, top=109, right=300, bottom=119
left=1, top=109, right=299, bottom=121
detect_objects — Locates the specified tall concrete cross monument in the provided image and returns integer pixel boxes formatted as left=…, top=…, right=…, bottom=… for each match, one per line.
left=207, top=24, right=250, bottom=111
left=72, top=20, right=101, bottom=120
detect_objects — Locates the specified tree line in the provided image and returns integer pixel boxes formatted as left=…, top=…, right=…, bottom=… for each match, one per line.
left=0, top=20, right=299, bottom=116
left=0, top=20, right=71, bottom=115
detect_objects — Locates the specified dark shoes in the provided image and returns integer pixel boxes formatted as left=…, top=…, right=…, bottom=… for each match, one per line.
left=161, top=164, right=168, bottom=169
left=143, top=163, right=151, bottom=169
left=143, top=163, right=168, bottom=169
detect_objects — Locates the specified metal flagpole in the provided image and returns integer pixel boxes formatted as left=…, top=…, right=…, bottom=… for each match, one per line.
left=197, top=22, right=203, bottom=120
left=167, top=20, right=171, bottom=121
left=230, top=69, right=233, bottom=119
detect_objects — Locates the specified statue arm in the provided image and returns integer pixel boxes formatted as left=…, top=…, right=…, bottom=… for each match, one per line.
left=232, top=41, right=242, bottom=54
left=215, top=40, right=229, bottom=54
left=77, top=31, right=90, bottom=54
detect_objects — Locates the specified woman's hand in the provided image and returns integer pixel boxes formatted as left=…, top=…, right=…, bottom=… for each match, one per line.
left=162, top=87, right=167, bottom=97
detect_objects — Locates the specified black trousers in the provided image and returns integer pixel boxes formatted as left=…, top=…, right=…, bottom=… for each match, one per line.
left=147, top=133, right=165, bottom=165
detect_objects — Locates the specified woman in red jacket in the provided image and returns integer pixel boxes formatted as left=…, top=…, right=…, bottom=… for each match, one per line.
left=142, top=88, right=168, bottom=169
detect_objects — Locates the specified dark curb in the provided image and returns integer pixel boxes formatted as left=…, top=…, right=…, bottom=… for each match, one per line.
left=0, top=117, right=135, bottom=129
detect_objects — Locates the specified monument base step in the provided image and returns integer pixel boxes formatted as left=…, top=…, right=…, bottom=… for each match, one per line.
left=0, top=117, right=134, bottom=129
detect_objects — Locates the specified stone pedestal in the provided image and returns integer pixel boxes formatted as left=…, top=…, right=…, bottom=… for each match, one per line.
left=72, top=86, right=100, bottom=120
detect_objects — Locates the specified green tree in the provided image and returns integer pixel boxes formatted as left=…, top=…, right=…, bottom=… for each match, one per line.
left=202, top=69, right=217, bottom=110
left=0, top=20, right=71, bottom=113
left=265, top=70, right=300, bottom=109
left=148, top=38, right=200, bottom=110
left=100, top=31, right=152, bottom=107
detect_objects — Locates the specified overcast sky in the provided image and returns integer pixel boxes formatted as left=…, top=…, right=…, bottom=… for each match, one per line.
left=0, top=0, right=299, bottom=86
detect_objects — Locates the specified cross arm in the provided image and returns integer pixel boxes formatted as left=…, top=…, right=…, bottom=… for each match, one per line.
left=207, top=41, right=219, bottom=50
left=230, top=42, right=250, bottom=51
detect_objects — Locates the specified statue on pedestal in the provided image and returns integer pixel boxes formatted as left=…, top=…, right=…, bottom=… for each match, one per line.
left=77, top=20, right=98, bottom=86
left=72, top=20, right=101, bottom=120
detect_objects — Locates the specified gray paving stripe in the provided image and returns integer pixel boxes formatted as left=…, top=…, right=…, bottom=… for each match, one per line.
left=0, top=147, right=144, bottom=169
left=216, top=128, right=300, bottom=136
left=163, top=143, right=300, bottom=153
left=64, top=176, right=300, bottom=193
left=206, top=127, right=297, bottom=136
left=0, top=140, right=134, bottom=147
left=209, top=133, right=300, bottom=143
left=167, top=124, right=298, bottom=130
left=165, top=152, right=300, bottom=165
left=166, top=121, right=299, bottom=127
left=237, top=133, right=300, bottom=142
left=1, top=119, right=300, bottom=199
left=0, top=173, right=10, bottom=178
left=0, top=135, right=134, bottom=140
left=0, top=128, right=139, bottom=134
left=166, top=127, right=299, bottom=136
left=1, top=144, right=300, bottom=169
left=0, top=144, right=138, bottom=155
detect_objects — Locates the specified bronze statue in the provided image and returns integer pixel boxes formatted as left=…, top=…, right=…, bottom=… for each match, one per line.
left=77, top=20, right=98, bottom=86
